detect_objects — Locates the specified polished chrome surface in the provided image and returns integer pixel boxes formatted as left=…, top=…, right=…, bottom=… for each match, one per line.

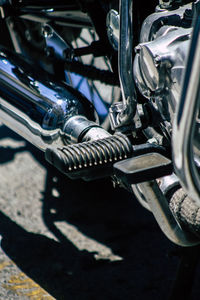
left=106, top=9, right=120, bottom=51
left=173, top=11, right=200, bottom=205
left=42, top=23, right=71, bottom=60
left=133, top=4, right=192, bottom=127
left=119, top=0, right=134, bottom=103
left=0, top=49, right=96, bottom=151
left=134, top=27, right=191, bottom=118
left=137, top=181, right=199, bottom=246
left=118, top=0, right=136, bottom=120
left=109, top=0, right=138, bottom=130
left=63, top=115, right=110, bottom=144
left=82, top=126, right=111, bottom=142
left=139, top=4, right=191, bottom=43
left=159, top=173, right=179, bottom=196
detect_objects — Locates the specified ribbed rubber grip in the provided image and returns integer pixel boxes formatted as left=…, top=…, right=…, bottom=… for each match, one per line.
left=45, top=133, right=133, bottom=178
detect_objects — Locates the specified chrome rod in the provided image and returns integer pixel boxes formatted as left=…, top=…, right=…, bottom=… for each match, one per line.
left=119, top=0, right=135, bottom=102
left=117, top=0, right=137, bottom=125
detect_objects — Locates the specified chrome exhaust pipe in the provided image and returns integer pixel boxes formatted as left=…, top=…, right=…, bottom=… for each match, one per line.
left=0, top=48, right=107, bottom=151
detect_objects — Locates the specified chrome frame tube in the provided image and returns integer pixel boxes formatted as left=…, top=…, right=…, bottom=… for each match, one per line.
left=137, top=181, right=199, bottom=246
left=172, top=12, right=200, bottom=204
left=119, top=0, right=135, bottom=102
left=118, top=0, right=137, bottom=124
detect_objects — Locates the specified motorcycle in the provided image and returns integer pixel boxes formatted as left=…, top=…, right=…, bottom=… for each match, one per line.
left=0, top=0, right=199, bottom=247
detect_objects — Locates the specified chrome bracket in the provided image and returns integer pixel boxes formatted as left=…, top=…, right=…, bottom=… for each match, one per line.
left=42, top=23, right=72, bottom=60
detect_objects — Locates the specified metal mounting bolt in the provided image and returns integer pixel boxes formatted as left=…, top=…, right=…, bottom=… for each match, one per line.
left=42, top=24, right=53, bottom=38
left=135, top=45, right=141, bottom=54
left=154, top=56, right=162, bottom=67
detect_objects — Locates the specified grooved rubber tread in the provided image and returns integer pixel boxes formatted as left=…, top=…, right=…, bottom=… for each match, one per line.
left=45, top=134, right=133, bottom=175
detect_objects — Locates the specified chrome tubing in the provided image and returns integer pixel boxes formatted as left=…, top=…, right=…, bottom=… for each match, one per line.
left=0, top=49, right=97, bottom=151
left=117, top=0, right=137, bottom=125
left=172, top=11, right=200, bottom=205
left=119, top=0, right=135, bottom=102
left=136, top=181, right=199, bottom=246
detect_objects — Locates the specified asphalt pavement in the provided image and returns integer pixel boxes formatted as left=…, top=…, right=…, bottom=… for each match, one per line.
left=0, top=124, right=200, bottom=299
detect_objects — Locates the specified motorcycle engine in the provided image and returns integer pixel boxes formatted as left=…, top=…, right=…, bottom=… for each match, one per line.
left=133, top=3, right=193, bottom=124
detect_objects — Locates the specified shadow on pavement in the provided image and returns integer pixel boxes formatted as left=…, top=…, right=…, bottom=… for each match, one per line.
left=0, top=125, right=200, bottom=299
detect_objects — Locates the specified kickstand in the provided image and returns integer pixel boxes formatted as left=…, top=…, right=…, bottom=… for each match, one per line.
left=168, top=245, right=200, bottom=300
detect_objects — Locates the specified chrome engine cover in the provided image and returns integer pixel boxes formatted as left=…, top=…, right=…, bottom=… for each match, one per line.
left=133, top=4, right=193, bottom=123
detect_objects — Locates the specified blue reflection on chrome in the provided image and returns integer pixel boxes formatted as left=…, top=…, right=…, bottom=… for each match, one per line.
left=65, top=72, right=109, bottom=123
